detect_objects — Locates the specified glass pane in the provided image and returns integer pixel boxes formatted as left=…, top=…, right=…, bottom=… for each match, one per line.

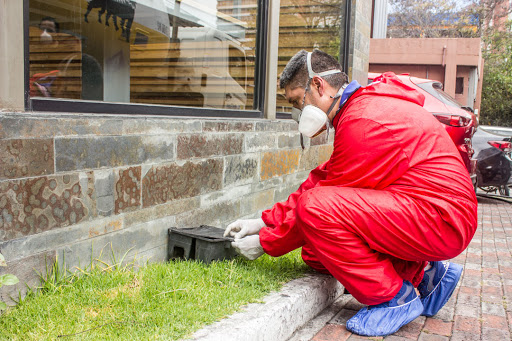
left=28, top=0, right=257, bottom=110
left=276, top=0, right=344, bottom=113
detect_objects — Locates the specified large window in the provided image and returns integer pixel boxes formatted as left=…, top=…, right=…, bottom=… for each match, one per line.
left=276, top=0, right=345, bottom=113
left=28, top=0, right=258, bottom=112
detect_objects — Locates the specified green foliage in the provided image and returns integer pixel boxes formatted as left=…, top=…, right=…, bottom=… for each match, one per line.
left=0, top=253, right=20, bottom=311
left=0, top=249, right=309, bottom=340
left=480, top=28, right=512, bottom=126
left=387, top=0, right=481, bottom=38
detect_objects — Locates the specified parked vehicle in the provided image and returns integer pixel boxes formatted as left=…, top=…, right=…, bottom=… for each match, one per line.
left=472, top=126, right=512, bottom=196
left=368, top=73, right=478, bottom=185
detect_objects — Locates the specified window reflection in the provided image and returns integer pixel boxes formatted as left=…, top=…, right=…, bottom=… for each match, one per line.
left=29, top=0, right=257, bottom=110
left=276, top=0, right=344, bottom=113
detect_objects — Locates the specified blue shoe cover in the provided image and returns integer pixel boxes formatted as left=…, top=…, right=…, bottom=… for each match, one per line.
left=418, top=261, right=463, bottom=317
left=345, top=281, right=424, bottom=337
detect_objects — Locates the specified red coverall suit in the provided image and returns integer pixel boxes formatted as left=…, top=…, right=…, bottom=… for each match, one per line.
left=259, top=73, right=478, bottom=305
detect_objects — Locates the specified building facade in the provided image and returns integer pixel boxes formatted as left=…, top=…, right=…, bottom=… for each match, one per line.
left=369, top=38, right=484, bottom=114
left=0, top=0, right=372, bottom=303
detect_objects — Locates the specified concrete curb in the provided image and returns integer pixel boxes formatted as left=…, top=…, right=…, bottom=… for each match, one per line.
left=189, top=274, right=344, bottom=341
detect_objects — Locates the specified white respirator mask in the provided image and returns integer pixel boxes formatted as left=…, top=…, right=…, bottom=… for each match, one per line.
left=292, top=52, right=344, bottom=138
left=40, top=29, right=53, bottom=43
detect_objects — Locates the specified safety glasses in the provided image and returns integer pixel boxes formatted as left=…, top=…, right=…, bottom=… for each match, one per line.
left=290, top=51, right=342, bottom=123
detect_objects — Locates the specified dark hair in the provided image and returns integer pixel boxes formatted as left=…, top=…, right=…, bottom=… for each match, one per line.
left=279, top=49, right=347, bottom=90
left=40, top=16, right=60, bottom=33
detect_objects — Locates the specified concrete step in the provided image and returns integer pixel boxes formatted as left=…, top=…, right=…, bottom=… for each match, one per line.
left=188, top=273, right=344, bottom=341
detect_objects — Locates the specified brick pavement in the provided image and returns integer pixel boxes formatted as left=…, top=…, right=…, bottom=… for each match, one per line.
left=309, top=196, right=512, bottom=341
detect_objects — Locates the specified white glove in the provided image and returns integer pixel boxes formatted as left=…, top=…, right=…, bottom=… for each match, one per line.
left=231, top=235, right=265, bottom=260
left=224, top=218, right=266, bottom=240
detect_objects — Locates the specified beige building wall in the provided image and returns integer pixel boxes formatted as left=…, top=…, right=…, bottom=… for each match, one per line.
left=0, top=1, right=25, bottom=111
left=369, top=38, right=483, bottom=112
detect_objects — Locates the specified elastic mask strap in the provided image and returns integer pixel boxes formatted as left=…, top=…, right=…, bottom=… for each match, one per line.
left=307, top=52, right=342, bottom=78
left=326, top=88, right=343, bottom=117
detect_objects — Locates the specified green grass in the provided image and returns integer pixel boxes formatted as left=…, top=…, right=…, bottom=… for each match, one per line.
left=0, top=250, right=309, bottom=340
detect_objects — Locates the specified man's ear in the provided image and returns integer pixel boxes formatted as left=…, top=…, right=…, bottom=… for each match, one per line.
left=311, top=76, right=325, bottom=96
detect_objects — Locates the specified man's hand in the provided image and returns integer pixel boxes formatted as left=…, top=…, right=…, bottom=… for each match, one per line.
left=231, top=235, right=264, bottom=260
left=224, top=218, right=266, bottom=240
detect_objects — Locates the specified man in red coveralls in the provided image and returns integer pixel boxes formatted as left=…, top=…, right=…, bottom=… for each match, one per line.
left=224, top=49, right=478, bottom=336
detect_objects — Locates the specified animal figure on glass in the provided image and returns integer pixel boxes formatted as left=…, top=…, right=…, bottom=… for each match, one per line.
left=84, top=0, right=136, bottom=42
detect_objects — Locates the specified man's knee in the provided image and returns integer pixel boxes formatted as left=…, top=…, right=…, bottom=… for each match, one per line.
left=295, top=188, right=324, bottom=229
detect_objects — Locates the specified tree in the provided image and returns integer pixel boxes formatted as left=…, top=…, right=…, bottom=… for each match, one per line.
left=480, top=27, right=512, bottom=125
left=387, top=0, right=480, bottom=38
left=387, top=0, right=512, bottom=126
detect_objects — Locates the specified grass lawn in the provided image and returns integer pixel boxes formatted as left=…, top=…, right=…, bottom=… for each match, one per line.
left=0, top=250, right=309, bottom=340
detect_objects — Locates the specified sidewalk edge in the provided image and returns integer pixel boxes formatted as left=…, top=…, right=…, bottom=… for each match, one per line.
left=189, top=274, right=344, bottom=341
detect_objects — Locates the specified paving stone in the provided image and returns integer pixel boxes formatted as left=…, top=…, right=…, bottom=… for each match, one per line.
left=481, top=327, right=510, bottom=340
left=311, top=324, right=351, bottom=341
left=330, top=308, right=358, bottom=325
left=482, top=275, right=501, bottom=283
left=457, top=292, right=481, bottom=307
left=417, top=333, right=449, bottom=341
left=393, top=316, right=424, bottom=339
left=422, top=318, right=452, bottom=337
left=289, top=295, right=353, bottom=341
left=450, top=330, right=481, bottom=341
left=464, top=268, right=482, bottom=277
left=461, top=277, right=482, bottom=289
left=347, top=334, right=384, bottom=340
left=482, top=314, right=508, bottom=330
left=451, top=254, right=466, bottom=264
left=482, top=302, right=506, bottom=317
left=464, top=263, right=482, bottom=271
left=453, top=316, right=481, bottom=334
left=342, top=297, right=366, bottom=311
left=434, top=305, right=455, bottom=322
left=458, top=286, right=480, bottom=295
left=465, top=255, right=482, bottom=264
left=481, top=285, right=503, bottom=302
left=482, top=260, right=499, bottom=269
left=500, top=267, right=512, bottom=279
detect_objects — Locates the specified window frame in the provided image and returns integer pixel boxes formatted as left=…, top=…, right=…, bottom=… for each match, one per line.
left=23, top=0, right=267, bottom=119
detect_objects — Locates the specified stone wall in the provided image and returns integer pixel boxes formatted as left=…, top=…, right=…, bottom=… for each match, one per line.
left=344, top=0, right=372, bottom=86
left=0, top=112, right=333, bottom=303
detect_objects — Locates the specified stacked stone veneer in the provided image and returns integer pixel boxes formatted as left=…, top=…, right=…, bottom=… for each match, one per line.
left=0, top=112, right=333, bottom=302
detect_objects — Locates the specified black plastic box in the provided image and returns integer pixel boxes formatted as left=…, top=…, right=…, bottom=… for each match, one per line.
left=167, top=225, right=237, bottom=264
